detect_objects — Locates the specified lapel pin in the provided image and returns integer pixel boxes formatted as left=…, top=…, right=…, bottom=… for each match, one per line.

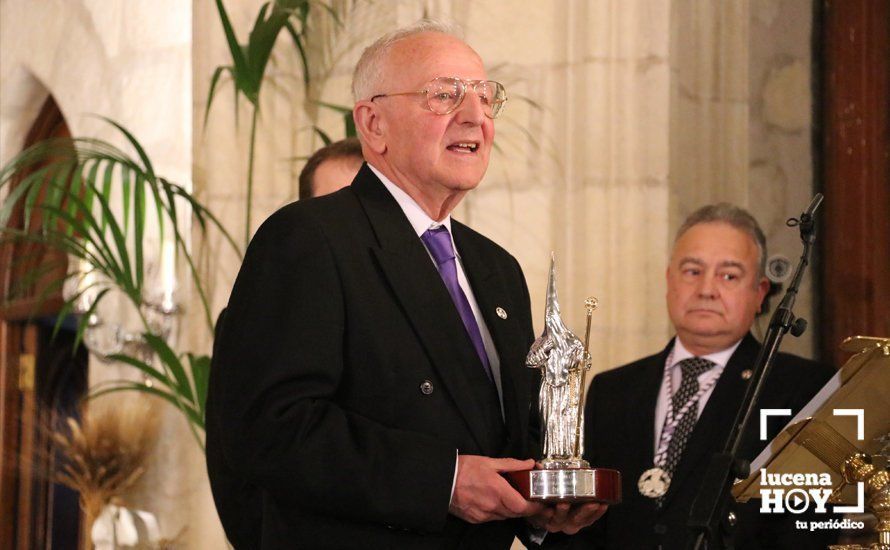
left=496, top=307, right=508, bottom=319
left=741, top=369, right=753, bottom=380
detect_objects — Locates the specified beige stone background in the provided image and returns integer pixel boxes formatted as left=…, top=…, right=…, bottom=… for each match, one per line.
left=0, top=0, right=819, bottom=546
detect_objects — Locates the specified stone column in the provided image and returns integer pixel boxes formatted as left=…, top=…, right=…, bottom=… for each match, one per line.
left=454, top=0, right=674, bottom=371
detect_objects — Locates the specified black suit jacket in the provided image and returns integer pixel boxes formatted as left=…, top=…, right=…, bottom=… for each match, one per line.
left=569, top=334, right=836, bottom=549
left=205, top=165, right=539, bottom=549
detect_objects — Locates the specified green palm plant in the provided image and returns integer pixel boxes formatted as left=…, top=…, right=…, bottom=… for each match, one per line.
left=0, top=118, right=240, bottom=446
left=95, top=336, right=211, bottom=446
left=206, top=0, right=337, bottom=246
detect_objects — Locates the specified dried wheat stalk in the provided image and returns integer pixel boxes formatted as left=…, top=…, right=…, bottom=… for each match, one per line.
left=51, top=395, right=160, bottom=525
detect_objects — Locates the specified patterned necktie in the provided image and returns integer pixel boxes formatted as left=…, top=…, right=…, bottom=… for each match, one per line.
left=663, top=357, right=716, bottom=478
left=421, top=226, right=493, bottom=382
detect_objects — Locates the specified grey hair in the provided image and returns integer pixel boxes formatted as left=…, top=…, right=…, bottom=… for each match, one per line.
left=351, top=19, right=465, bottom=102
left=675, top=203, right=768, bottom=280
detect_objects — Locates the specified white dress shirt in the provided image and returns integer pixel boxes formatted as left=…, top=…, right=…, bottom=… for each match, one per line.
left=653, top=337, right=741, bottom=452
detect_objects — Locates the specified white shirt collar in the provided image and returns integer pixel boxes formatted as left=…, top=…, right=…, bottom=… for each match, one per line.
left=670, top=337, right=741, bottom=370
left=367, top=163, right=453, bottom=238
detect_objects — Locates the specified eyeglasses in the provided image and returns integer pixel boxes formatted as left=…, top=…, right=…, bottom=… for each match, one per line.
left=370, top=76, right=508, bottom=119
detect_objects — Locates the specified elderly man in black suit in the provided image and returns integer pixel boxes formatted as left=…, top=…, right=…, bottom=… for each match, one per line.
left=569, top=203, right=836, bottom=549
left=205, top=20, right=604, bottom=549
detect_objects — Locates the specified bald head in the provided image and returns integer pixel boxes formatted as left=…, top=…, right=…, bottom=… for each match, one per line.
left=352, top=20, right=465, bottom=102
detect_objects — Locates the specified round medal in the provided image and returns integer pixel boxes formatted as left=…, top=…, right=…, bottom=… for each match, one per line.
left=638, top=467, right=671, bottom=498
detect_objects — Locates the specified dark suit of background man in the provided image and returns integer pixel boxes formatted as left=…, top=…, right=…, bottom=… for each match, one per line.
left=570, top=203, right=837, bottom=549
left=205, top=20, right=604, bottom=549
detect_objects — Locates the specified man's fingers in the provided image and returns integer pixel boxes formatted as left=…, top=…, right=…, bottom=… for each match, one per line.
left=545, top=502, right=570, bottom=531
left=499, top=482, right=543, bottom=517
left=544, top=502, right=609, bottom=534
left=491, top=457, right=536, bottom=473
left=571, top=503, right=607, bottom=525
left=450, top=455, right=545, bottom=524
left=569, top=503, right=609, bottom=534
left=528, top=506, right=554, bottom=530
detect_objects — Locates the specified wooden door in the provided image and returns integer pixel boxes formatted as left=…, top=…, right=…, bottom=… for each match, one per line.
left=1, top=95, right=87, bottom=550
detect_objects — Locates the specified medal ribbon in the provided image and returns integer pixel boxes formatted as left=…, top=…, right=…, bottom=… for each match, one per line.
left=652, top=349, right=722, bottom=468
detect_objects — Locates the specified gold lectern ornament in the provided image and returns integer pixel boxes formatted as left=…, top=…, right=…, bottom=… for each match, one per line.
left=506, top=255, right=621, bottom=504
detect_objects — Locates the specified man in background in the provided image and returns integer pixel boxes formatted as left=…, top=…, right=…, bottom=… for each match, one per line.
left=572, top=203, right=836, bottom=549
left=297, top=137, right=363, bottom=200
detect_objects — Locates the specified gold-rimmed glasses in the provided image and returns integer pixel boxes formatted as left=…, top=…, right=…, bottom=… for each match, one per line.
left=370, top=76, right=508, bottom=119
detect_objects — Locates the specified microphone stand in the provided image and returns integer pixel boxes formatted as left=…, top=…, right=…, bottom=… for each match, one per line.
left=685, top=194, right=824, bottom=550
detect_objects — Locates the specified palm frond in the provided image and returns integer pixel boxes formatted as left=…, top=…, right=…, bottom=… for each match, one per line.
left=99, top=335, right=210, bottom=446
left=1, top=121, right=241, bottom=338
left=207, top=0, right=314, bottom=117
left=206, top=0, right=315, bottom=246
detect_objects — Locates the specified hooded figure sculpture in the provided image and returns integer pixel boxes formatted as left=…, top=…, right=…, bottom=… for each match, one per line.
left=526, top=255, right=589, bottom=466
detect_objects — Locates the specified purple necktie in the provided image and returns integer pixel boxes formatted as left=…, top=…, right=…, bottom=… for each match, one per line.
left=421, top=226, right=493, bottom=382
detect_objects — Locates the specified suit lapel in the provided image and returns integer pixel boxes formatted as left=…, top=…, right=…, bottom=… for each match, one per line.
left=351, top=167, right=498, bottom=453
left=451, top=221, right=529, bottom=453
left=632, top=344, right=672, bottom=473
left=600, top=347, right=667, bottom=514
left=661, top=334, right=758, bottom=506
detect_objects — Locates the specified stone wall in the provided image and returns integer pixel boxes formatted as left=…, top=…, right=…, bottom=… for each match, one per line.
left=0, top=0, right=198, bottom=544
left=0, top=0, right=818, bottom=546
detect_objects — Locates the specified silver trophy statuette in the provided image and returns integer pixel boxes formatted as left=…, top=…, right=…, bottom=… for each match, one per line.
left=506, top=254, right=621, bottom=503
left=527, top=255, right=589, bottom=468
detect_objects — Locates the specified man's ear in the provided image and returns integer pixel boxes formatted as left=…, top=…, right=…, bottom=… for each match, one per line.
left=353, top=102, right=386, bottom=155
left=756, top=277, right=770, bottom=312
